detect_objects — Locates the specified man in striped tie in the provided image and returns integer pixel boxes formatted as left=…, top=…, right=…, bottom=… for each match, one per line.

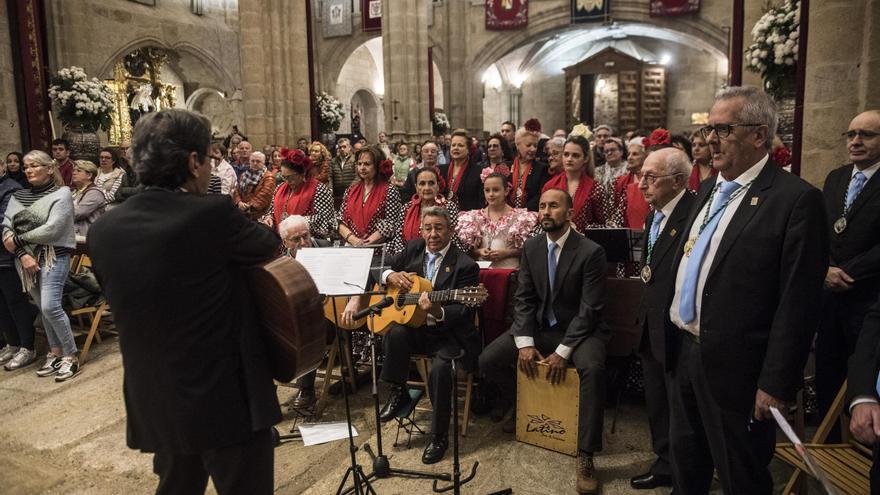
left=666, top=86, right=829, bottom=494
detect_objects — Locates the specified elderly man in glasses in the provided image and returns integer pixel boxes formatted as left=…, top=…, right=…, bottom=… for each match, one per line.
left=666, top=87, right=828, bottom=494
left=816, top=110, right=880, bottom=430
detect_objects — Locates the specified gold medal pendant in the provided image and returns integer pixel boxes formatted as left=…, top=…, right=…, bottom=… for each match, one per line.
left=833, top=217, right=847, bottom=234
left=684, top=238, right=696, bottom=257
left=640, top=265, right=652, bottom=284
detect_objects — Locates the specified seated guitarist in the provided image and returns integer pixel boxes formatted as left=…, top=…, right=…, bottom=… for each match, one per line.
left=375, top=205, right=480, bottom=465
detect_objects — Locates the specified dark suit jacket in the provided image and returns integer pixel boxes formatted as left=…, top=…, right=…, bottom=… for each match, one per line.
left=668, top=160, right=829, bottom=412
left=439, top=159, right=486, bottom=212
left=847, top=296, right=880, bottom=405
left=823, top=164, right=880, bottom=300
left=512, top=228, right=610, bottom=349
left=88, top=190, right=282, bottom=454
left=636, top=190, right=696, bottom=369
left=387, top=238, right=482, bottom=362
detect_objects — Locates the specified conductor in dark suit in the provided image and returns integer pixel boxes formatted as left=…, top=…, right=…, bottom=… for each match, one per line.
left=666, top=87, right=829, bottom=494
left=629, top=148, right=696, bottom=490
left=817, top=109, right=880, bottom=421
left=375, top=206, right=481, bottom=465
left=847, top=295, right=880, bottom=491
left=480, top=188, right=610, bottom=495
left=88, top=109, right=281, bottom=494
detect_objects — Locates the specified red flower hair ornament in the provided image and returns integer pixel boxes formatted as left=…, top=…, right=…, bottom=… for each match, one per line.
left=773, top=146, right=792, bottom=167
left=281, top=147, right=314, bottom=173
left=378, top=159, right=394, bottom=181
left=645, top=128, right=671, bottom=147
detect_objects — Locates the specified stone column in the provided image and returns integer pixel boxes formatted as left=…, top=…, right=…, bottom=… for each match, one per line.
left=238, top=0, right=312, bottom=147
left=0, top=1, right=22, bottom=152
left=801, top=0, right=880, bottom=187
left=381, top=0, right=431, bottom=142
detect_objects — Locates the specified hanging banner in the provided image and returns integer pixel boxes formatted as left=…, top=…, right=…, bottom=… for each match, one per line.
left=650, top=0, right=700, bottom=17
left=323, top=0, right=351, bottom=38
left=362, top=0, right=381, bottom=32
left=12, top=0, right=52, bottom=150
left=571, top=0, right=610, bottom=24
left=486, top=0, right=528, bottom=31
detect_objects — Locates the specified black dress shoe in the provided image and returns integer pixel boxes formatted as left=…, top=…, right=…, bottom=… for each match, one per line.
left=291, top=388, right=316, bottom=409
left=378, top=386, right=408, bottom=422
left=421, top=435, right=448, bottom=464
left=630, top=472, right=673, bottom=490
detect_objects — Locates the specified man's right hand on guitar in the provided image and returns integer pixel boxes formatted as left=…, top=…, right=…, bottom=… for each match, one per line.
left=517, top=346, right=544, bottom=379
left=386, top=271, right=413, bottom=291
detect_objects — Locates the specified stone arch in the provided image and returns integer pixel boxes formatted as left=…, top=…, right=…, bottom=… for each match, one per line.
left=320, top=32, right=382, bottom=95
left=350, top=88, right=383, bottom=143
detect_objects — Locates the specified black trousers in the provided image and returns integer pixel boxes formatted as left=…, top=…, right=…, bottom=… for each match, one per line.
left=640, top=337, right=672, bottom=477
left=380, top=323, right=464, bottom=436
left=873, top=444, right=880, bottom=495
left=816, top=291, right=875, bottom=422
left=668, top=334, right=776, bottom=495
left=478, top=329, right=606, bottom=453
left=152, top=428, right=274, bottom=495
left=0, top=267, right=36, bottom=349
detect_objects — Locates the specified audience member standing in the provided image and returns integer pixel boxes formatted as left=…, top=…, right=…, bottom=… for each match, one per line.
left=337, top=145, right=403, bottom=251
left=329, top=138, right=357, bottom=198
left=51, top=138, right=75, bottom=187
left=2, top=150, right=79, bottom=381
left=541, top=134, right=602, bottom=233
left=441, top=129, right=485, bottom=212
left=816, top=109, right=880, bottom=422
left=95, top=147, right=126, bottom=205
left=509, top=119, right=551, bottom=211
left=666, top=87, right=828, bottom=494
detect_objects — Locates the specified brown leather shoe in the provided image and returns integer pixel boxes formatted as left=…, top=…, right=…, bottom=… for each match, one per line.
left=576, top=454, right=599, bottom=494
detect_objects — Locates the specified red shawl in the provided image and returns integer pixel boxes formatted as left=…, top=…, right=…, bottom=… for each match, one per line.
left=542, top=170, right=595, bottom=221
left=343, top=180, right=389, bottom=238
left=509, top=158, right=532, bottom=206
left=402, top=195, right=447, bottom=243
left=446, top=158, right=469, bottom=196
left=272, top=179, right=318, bottom=229
left=688, top=163, right=717, bottom=191
left=625, top=181, right=650, bottom=229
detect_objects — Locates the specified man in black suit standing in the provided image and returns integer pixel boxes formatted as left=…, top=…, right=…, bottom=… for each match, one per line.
left=666, top=86, right=828, bottom=494
left=480, top=188, right=610, bottom=495
left=847, top=295, right=880, bottom=491
left=629, top=148, right=695, bottom=490
left=88, top=109, right=281, bottom=494
left=817, top=110, right=880, bottom=421
left=374, top=206, right=481, bottom=465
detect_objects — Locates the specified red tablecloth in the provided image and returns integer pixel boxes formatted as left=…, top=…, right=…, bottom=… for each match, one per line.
left=478, top=268, right=516, bottom=345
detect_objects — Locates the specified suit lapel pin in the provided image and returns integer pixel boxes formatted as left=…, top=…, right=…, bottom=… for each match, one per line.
left=750, top=197, right=759, bottom=206
left=444, top=266, right=450, bottom=273
left=669, top=228, right=677, bottom=237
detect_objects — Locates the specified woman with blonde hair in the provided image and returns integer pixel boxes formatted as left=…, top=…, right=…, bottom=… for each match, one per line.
left=308, top=141, right=332, bottom=189
left=2, top=150, right=79, bottom=381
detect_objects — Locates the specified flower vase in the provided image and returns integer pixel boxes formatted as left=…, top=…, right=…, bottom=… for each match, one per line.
left=62, top=124, right=101, bottom=163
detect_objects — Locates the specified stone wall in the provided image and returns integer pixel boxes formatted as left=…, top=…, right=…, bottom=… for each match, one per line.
left=335, top=44, right=383, bottom=139
left=0, top=1, right=21, bottom=154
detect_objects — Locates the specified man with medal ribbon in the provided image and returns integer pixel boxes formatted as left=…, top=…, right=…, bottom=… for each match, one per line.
left=816, top=110, right=880, bottom=427
left=629, top=148, right=695, bottom=490
left=665, top=87, right=828, bottom=494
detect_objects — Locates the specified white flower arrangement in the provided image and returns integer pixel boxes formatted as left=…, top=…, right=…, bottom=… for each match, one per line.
left=315, top=91, right=344, bottom=133
left=745, top=0, right=800, bottom=98
left=48, top=66, right=114, bottom=132
left=432, top=111, right=450, bottom=136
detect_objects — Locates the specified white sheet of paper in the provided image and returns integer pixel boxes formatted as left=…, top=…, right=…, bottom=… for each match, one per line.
left=296, top=247, right=373, bottom=296
left=297, top=422, right=358, bottom=447
left=476, top=261, right=492, bottom=269
left=770, top=406, right=840, bottom=495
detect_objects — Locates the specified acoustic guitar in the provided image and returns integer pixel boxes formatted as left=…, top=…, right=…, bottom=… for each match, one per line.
left=323, top=295, right=369, bottom=330
left=366, top=275, right=488, bottom=334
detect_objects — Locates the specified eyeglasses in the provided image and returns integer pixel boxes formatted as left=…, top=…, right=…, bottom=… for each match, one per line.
left=843, top=130, right=880, bottom=140
left=283, top=234, right=309, bottom=244
left=637, top=172, right=681, bottom=185
left=700, top=123, right=765, bottom=139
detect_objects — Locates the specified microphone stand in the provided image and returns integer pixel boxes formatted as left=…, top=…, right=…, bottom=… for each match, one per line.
left=342, top=303, right=452, bottom=495
left=432, top=350, right=479, bottom=494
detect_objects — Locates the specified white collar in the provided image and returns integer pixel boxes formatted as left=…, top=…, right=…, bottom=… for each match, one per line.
left=853, top=160, right=880, bottom=180
left=715, top=153, right=768, bottom=188
left=659, top=188, right=688, bottom=219
left=547, top=225, right=572, bottom=250
left=426, top=241, right=451, bottom=259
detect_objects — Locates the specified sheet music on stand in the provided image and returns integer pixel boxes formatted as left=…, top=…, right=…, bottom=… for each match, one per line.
left=296, top=247, right=374, bottom=296
left=770, top=406, right=840, bottom=495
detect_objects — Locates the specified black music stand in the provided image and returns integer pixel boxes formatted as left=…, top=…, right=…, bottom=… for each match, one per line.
left=431, top=349, right=479, bottom=494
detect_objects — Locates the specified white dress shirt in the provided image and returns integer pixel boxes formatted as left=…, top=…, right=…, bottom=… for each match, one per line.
left=381, top=241, right=451, bottom=325
left=669, top=154, right=769, bottom=335
left=655, top=188, right=688, bottom=234
left=514, top=226, right=577, bottom=360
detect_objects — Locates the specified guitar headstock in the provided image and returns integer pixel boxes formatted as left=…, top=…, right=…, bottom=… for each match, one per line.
left=455, top=284, right=489, bottom=307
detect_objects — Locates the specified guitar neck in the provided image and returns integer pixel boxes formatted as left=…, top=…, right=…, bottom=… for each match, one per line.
left=397, top=289, right=461, bottom=306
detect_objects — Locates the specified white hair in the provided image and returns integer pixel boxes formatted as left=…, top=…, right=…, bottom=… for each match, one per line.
left=715, top=86, right=778, bottom=151
left=278, top=215, right=308, bottom=238
left=249, top=151, right=266, bottom=162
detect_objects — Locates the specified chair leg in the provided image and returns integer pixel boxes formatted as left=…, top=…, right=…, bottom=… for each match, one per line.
left=315, top=337, right=339, bottom=418
left=460, top=372, right=473, bottom=437
left=79, top=304, right=108, bottom=365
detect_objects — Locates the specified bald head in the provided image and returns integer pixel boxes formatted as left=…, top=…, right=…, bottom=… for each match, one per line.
left=848, top=110, right=880, bottom=169
left=640, top=148, right=691, bottom=209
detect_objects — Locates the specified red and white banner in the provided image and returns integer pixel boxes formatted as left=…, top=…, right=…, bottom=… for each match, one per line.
left=650, top=0, right=700, bottom=17
left=486, top=0, right=528, bottom=31
left=362, top=0, right=381, bottom=32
